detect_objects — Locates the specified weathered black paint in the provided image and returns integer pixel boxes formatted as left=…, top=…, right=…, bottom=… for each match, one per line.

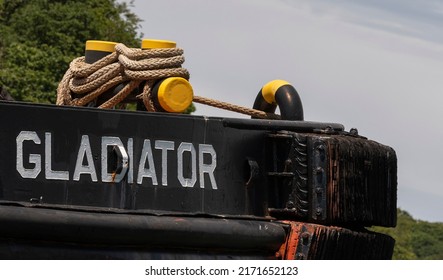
left=0, top=101, right=395, bottom=222
left=0, top=101, right=397, bottom=259
left=0, top=102, right=268, bottom=216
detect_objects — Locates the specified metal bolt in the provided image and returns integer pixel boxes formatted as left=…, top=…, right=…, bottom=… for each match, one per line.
left=30, top=196, right=43, bottom=204
left=301, top=232, right=310, bottom=244
left=296, top=253, right=305, bottom=260
left=316, top=207, right=323, bottom=216
left=284, top=159, right=292, bottom=172
left=315, top=187, right=323, bottom=194
left=315, top=167, right=323, bottom=173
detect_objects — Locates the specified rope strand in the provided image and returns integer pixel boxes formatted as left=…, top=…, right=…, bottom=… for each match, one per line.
left=193, top=95, right=280, bottom=119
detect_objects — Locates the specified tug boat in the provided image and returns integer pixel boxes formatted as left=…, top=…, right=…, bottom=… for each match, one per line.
left=0, top=40, right=397, bottom=259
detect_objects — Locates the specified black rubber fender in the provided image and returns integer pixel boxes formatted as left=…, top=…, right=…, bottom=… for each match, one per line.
left=253, top=80, right=304, bottom=120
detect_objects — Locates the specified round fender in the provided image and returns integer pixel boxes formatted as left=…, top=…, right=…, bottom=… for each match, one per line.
left=253, top=80, right=304, bottom=120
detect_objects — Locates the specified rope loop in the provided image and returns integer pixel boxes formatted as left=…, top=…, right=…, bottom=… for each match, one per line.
left=57, top=43, right=189, bottom=109
left=56, top=43, right=278, bottom=119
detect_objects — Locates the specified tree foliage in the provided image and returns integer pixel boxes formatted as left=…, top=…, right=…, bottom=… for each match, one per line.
left=372, top=209, right=443, bottom=260
left=0, top=0, right=142, bottom=103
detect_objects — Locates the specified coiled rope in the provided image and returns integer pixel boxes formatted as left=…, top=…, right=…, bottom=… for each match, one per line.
left=56, top=43, right=278, bottom=119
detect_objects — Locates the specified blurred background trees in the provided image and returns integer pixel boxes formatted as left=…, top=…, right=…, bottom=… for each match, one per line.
left=373, top=209, right=443, bottom=260
left=0, top=0, right=142, bottom=103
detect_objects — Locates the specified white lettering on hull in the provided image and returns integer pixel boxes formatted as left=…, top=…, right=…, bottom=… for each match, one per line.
left=15, top=131, right=218, bottom=190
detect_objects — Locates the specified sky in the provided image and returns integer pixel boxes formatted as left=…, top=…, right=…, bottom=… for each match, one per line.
left=131, top=0, right=443, bottom=222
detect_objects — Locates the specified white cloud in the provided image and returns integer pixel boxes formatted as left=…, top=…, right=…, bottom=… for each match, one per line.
left=284, top=0, right=443, bottom=45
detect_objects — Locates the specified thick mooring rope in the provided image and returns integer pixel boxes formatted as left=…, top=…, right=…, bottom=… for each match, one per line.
left=57, top=43, right=277, bottom=119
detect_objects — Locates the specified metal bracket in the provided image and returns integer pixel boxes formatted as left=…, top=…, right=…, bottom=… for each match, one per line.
left=309, top=139, right=327, bottom=221
left=295, top=224, right=313, bottom=260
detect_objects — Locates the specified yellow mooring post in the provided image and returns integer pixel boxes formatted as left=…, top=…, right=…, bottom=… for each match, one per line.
left=142, top=39, right=193, bottom=113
